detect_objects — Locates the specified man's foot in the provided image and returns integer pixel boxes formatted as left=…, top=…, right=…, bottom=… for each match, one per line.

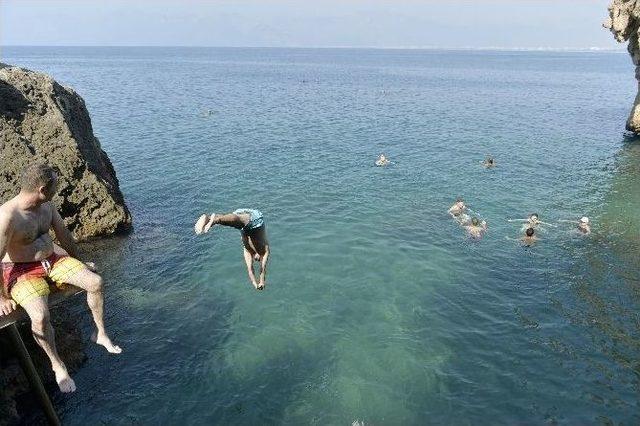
left=194, top=214, right=209, bottom=234
left=53, top=366, right=76, bottom=393
left=203, top=214, right=216, bottom=233
left=92, top=331, right=123, bottom=354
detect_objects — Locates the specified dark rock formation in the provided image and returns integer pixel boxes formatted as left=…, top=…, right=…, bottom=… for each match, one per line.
left=0, top=306, right=86, bottom=425
left=0, top=64, right=132, bottom=240
left=604, top=1, right=640, bottom=132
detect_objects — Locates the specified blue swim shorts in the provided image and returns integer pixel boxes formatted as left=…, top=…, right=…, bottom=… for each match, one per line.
left=233, top=208, right=264, bottom=231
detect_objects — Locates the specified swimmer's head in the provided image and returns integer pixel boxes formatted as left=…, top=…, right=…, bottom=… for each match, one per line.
left=525, top=227, right=535, bottom=237
left=580, top=216, right=589, bottom=224
left=471, top=217, right=479, bottom=226
left=529, top=213, right=539, bottom=222
left=455, top=197, right=465, bottom=206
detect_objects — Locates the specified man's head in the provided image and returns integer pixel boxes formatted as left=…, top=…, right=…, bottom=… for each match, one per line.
left=525, top=227, right=535, bottom=237
left=580, top=217, right=589, bottom=225
left=529, top=213, right=539, bottom=222
left=20, top=163, right=58, bottom=201
left=471, top=217, right=479, bottom=226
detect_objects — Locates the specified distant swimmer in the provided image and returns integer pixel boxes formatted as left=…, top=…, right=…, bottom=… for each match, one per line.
left=0, top=164, right=122, bottom=393
left=521, top=227, right=538, bottom=246
left=195, top=209, right=270, bottom=290
left=375, top=154, right=391, bottom=167
left=482, top=156, right=495, bottom=168
left=508, top=213, right=555, bottom=232
left=465, top=217, right=488, bottom=239
left=559, top=216, right=591, bottom=235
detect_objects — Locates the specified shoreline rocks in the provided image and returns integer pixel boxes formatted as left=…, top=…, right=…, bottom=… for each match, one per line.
left=0, top=64, right=132, bottom=240
left=604, top=0, right=640, bottom=133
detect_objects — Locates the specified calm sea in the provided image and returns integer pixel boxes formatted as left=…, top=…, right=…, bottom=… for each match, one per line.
left=3, top=47, right=640, bottom=425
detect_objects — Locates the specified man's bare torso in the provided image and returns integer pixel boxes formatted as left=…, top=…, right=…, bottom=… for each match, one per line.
left=1, top=197, right=55, bottom=263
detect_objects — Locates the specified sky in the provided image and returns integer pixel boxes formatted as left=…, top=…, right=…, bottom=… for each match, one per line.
left=0, top=0, right=623, bottom=49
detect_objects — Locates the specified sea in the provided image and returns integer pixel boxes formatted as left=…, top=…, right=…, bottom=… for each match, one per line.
left=3, top=46, right=640, bottom=425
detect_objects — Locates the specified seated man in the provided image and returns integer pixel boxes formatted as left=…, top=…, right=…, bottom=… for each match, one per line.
left=195, top=208, right=270, bottom=291
left=0, top=164, right=122, bottom=393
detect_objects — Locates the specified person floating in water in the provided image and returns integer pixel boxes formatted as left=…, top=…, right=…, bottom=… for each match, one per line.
left=508, top=213, right=555, bottom=232
left=375, top=154, right=391, bottom=167
left=448, top=198, right=470, bottom=224
left=482, top=156, right=495, bottom=168
left=448, top=198, right=466, bottom=217
left=464, top=217, right=488, bottom=239
left=559, top=216, right=591, bottom=235
left=521, top=227, right=538, bottom=246
left=195, top=209, right=270, bottom=291
left=0, top=164, right=122, bottom=393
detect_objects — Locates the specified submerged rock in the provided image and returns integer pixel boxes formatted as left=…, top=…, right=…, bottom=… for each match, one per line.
left=0, top=64, right=132, bottom=240
left=604, top=1, right=640, bottom=133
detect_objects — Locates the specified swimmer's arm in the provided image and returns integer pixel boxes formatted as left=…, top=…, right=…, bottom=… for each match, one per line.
left=507, top=219, right=528, bottom=222
left=51, top=209, right=80, bottom=259
left=258, top=246, right=270, bottom=287
left=0, top=215, right=17, bottom=313
left=538, top=221, right=557, bottom=227
left=242, top=248, right=259, bottom=288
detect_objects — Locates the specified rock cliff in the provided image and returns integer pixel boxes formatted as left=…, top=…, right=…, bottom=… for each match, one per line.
left=0, top=64, right=131, bottom=240
left=604, top=0, right=640, bottom=132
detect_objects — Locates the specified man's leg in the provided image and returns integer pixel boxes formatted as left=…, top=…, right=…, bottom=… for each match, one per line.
left=204, top=213, right=249, bottom=233
left=53, top=264, right=122, bottom=354
left=20, top=294, right=76, bottom=393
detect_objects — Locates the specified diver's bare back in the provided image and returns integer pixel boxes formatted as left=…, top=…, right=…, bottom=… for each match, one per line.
left=1, top=197, right=55, bottom=263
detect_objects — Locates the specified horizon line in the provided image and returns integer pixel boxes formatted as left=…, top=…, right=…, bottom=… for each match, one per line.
left=1, top=44, right=627, bottom=52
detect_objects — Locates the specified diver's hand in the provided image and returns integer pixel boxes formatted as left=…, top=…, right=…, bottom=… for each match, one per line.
left=0, top=295, right=17, bottom=316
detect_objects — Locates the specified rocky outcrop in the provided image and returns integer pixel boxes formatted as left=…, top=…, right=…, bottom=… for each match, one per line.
left=604, top=1, right=640, bottom=132
left=0, top=308, right=86, bottom=425
left=0, top=64, right=131, bottom=240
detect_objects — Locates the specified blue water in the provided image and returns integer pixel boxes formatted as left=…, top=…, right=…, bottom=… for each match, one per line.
left=3, top=47, right=640, bottom=424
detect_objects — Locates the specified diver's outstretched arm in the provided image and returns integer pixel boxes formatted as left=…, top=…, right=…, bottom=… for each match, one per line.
left=507, top=219, right=528, bottom=222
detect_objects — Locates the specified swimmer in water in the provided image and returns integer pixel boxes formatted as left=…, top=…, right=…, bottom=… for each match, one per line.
left=375, top=154, right=391, bottom=167
left=465, top=217, right=488, bottom=239
left=521, top=227, right=538, bottom=246
left=559, top=216, right=591, bottom=235
left=448, top=198, right=468, bottom=222
left=195, top=209, right=270, bottom=290
left=482, top=156, right=495, bottom=168
left=508, top=213, right=555, bottom=232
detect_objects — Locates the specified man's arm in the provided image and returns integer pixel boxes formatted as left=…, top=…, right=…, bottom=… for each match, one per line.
left=258, top=247, right=270, bottom=289
left=51, top=209, right=80, bottom=259
left=0, top=213, right=17, bottom=315
left=242, top=248, right=259, bottom=289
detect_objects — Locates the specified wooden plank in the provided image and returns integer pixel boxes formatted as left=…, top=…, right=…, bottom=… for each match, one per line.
left=0, top=285, right=83, bottom=330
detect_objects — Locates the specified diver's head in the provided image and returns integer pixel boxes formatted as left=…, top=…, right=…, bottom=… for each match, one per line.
left=471, top=217, right=479, bottom=226
left=529, top=213, right=539, bottom=222
left=525, top=227, right=535, bottom=237
left=580, top=216, right=589, bottom=224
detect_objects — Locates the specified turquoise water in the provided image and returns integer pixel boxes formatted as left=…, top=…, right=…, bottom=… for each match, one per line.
left=3, top=47, right=640, bottom=424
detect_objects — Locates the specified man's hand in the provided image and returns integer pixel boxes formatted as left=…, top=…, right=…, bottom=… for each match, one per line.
left=85, top=262, right=97, bottom=272
left=0, top=295, right=16, bottom=316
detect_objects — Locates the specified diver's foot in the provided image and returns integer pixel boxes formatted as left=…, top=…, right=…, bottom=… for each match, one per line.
left=194, top=214, right=209, bottom=234
left=92, top=331, right=123, bottom=354
left=203, top=214, right=217, bottom=233
left=53, top=366, right=76, bottom=393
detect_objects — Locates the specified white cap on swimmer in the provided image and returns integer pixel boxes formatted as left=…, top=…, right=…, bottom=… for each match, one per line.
left=580, top=217, right=589, bottom=224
